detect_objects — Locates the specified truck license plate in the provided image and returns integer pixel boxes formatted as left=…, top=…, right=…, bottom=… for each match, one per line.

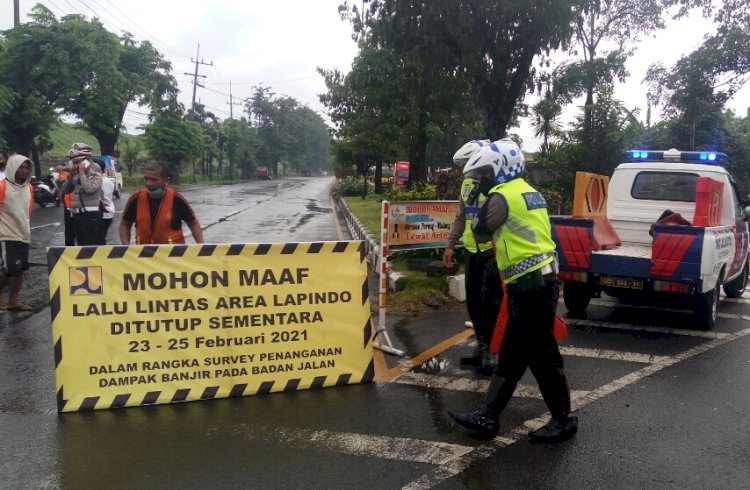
left=600, top=276, right=643, bottom=289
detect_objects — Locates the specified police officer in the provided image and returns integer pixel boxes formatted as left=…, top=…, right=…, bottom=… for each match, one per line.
left=448, top=138, right=578, bottom=442
left=442, top=139, right=501, bottom=374
left=60, top=142, right=105, bottom=245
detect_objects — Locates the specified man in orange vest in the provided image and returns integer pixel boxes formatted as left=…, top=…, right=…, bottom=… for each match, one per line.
left=119, top=163, right=204, bottom=245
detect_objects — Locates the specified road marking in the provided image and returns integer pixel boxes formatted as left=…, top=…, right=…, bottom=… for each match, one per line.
left=565, top=318, right=730, bottom=339
left=31, top=222, right=61, bottom=230
left=559, top=346, right=670, bottom=364
left=233, top=424, right=474, bottom=466
left=589, top=298, right=750, bottom=322
left=462, top=336, right=674, bottom=362
left=404, top=326, right=750, bottom=489
left=395, top=372, right=589, bottom=400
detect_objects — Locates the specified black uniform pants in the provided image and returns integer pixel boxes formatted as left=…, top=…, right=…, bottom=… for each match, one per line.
left=465, top=251, right=501, bottom=346
left=487, top=273, right=571, bottom=419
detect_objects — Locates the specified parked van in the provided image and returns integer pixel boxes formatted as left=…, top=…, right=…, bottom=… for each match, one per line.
left=92, top=155, right=124, bottom=198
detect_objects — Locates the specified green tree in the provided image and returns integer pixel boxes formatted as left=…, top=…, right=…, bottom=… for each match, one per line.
left=223, top=118, right=258, bottom=179
left=646, top=27, right=750, bottom=150
left=143, top=112, right=204, bottom=180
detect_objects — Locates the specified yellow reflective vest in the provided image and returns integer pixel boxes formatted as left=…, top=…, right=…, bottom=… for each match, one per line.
left=460, top=178, right=493, bottom=254
left=489, top=179, right=556, bottom=283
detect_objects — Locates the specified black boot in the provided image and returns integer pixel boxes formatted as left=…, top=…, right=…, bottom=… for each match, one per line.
left=448, top=405, right=499, bottom=438
left=528, top=416, right=578, bottom=442
left=460, top=342, right=486, bottom=366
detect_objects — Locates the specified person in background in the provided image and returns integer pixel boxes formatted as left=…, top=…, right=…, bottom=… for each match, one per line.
left=442, top=139, right=501, bottom=375
left=449, top=138, right=578, bottom=443
left=55, top=163, right=75, bottom=245
left=60, top=143, right=104, bottom=245
left=0, top=155, right=34, bottom=311
left=119, top=163, right=204, bottom=245
left=97, top=161, right=116, bottom=242
left=0, top=152, right=8, bottom=180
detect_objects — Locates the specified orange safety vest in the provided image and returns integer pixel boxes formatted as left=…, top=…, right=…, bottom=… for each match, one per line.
left=57, top=170, right=74, bottom=207
left=134, top=187, right=185, bottom=244
left=0, top=179, right=34, bottom=214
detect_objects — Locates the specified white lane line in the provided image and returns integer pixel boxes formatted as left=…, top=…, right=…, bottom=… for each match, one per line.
left=404, top=326, right=750, bottom=490
left=233, top=424, right=473, bottom=465
left=721, top=297, right=750, bottom=305
left=395, top=372, right=589, bottom=400
left=590, top=298, right=750, bottom=322
left=31, top=222, right=61, bottom=230
left=565, top=318, right=730, bottom=339
left=559, top=346, right=669, bottom=364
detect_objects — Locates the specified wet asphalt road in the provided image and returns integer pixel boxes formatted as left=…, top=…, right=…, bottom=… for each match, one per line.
left=2, top=176, right=750, bottom=488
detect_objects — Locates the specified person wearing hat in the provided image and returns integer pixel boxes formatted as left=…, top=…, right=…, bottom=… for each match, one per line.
left=59, top=143, right=105, bottom=245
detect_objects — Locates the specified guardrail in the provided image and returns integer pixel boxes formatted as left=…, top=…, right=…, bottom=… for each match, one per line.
left=336, top=196, right=380, bottom=270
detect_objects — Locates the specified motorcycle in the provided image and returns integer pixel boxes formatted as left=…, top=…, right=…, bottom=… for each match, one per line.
left=31, top=175, right=60, bottom=208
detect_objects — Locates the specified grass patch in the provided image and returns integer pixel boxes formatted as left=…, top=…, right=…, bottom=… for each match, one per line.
left=343, top=194, right=383, bottom=235
left=341, top=193, right=467, bottom=312
left=385, top=256, right=463, bottom=313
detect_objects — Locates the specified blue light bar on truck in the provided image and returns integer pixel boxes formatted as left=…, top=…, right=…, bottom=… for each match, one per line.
left=627, top=149, right=727, bottom=163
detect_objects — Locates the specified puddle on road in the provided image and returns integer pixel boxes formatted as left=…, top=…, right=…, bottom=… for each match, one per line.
left=305, top=199, right=331, bottom=214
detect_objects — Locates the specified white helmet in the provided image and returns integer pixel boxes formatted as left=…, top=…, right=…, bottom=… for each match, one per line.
left=68, top=142, right=93, bottom=160
left=462, top=138, right=525, bottom=185
left=452, top=139, right=491, bottom=167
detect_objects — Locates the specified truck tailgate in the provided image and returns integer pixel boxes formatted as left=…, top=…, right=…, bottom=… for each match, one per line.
left=589, top=243, right=653, bottom=278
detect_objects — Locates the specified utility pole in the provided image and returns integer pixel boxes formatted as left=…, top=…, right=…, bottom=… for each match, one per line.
left=184, top=44, right=213, bottom=108
left=226, top=81, right=243, bottom=119
left=14, top=0, right=20, bottom=26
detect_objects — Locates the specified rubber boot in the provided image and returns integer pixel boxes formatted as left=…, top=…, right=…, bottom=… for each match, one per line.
left=448, top=404, right=499, bottom=439
left=529, top=374, right=577, bottom=442
left=448, top=375, right=508, bottom=438
left=528, top=416, right=578, bottom=442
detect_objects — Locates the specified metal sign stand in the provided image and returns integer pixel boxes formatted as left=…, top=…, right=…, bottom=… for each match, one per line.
left=373, top=200, right=406, bottom=357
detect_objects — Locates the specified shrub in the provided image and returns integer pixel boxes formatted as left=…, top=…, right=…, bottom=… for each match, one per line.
left=385, top=181, right=437, bottom=200
left=331, top=176, right=373, bottom=197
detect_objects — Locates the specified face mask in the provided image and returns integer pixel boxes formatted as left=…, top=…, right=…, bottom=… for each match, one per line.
left=147, top=186, right=165, bottom=198
left=478, top=176, right=494, bottom=196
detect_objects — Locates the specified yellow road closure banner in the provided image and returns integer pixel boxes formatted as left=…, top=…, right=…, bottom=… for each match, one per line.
left=47, top=241, right=373, bottom=412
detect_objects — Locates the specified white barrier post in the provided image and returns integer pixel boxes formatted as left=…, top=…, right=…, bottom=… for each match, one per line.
left=373, top=200, right=405, bottom=357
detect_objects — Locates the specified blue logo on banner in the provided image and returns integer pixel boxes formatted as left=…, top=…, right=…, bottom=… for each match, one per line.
left=69, top=266, right=103, bottom=295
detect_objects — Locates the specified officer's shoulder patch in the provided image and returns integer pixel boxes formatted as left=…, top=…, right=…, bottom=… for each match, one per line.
left=521, top=191, right=547, bottom=210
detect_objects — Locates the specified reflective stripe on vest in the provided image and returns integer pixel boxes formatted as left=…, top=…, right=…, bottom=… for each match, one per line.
left=491, top=179, right=556, bottom=283
left=460, top=178, right=493, bottom=253
left=134, top=187, right=185, bottom=244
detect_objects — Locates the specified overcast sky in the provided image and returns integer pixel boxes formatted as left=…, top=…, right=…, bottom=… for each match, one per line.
left=2, top=0, right=749, bottom=153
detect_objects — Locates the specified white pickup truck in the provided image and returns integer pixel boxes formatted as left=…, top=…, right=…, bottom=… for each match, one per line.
left=551, top=149, right=750, bottom=329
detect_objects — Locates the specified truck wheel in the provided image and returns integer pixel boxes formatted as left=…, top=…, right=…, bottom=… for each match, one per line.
left=113, top=186, right=121, bottom=199
left=563, top=281, right=591, bottom=315
left=692, top=283, right=720, bottom=330
left=722, top=263, right=748, bottom=298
